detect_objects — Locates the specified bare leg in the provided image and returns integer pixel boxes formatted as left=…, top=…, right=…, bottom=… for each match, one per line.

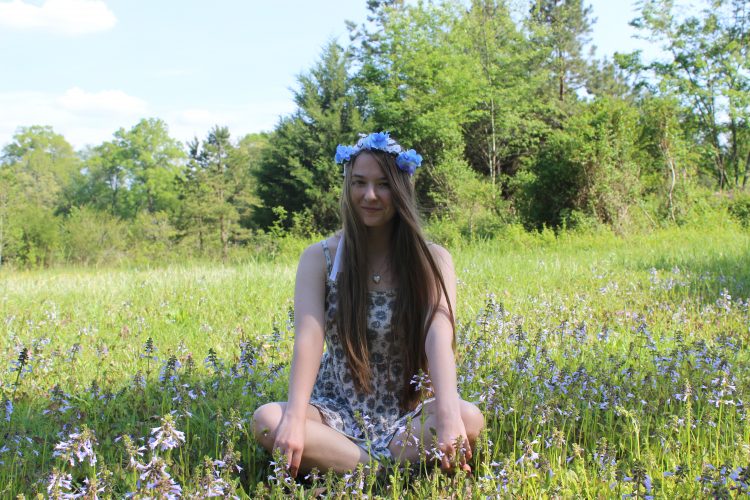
left=253, top=402, right=373, bottom=474
left=387, top=399, right=485, bottom=466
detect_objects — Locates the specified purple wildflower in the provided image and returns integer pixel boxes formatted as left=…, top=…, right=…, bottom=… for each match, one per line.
left=53, top=426, right=97, bottom=467
left=149, top=414, right=186, bottom=452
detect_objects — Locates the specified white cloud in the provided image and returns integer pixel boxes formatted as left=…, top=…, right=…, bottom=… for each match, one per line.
left=0, top=87, right=148, bottom=149
left=58, top=87, right=147, bottom=115
left=0, top=0, right=116, bottom=35
left=165, top=102, right=292, bottom=143
left=0, top=90, right=292, bottom=150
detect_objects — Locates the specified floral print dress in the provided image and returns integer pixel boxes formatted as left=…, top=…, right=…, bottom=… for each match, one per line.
left=308, top=239, right=427, bottom=460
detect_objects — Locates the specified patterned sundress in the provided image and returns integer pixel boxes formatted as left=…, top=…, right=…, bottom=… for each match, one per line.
left=309, top=239, right=429, bottom=460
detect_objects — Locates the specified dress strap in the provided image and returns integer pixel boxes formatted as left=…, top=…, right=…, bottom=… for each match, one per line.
left=330, top=238, right=343, bottom=281
left=320, top=240, right=333, bottom=277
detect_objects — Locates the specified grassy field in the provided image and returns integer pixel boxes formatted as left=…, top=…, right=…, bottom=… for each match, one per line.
left=1, top=222, right=749, bottom=497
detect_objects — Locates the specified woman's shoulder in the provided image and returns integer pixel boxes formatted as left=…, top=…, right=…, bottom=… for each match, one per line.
left=426, top=242, right=453, bottom=264
left=298, top=233, right=342, bottom=273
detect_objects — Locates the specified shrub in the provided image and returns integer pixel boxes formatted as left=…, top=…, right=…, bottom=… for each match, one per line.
left=728, top=192, right=750, bottom=227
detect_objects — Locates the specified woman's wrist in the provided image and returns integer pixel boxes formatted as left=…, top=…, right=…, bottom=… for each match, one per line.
left=283, top=404, right=308, bottom=423
left=434, top=392, right=461, bottom=419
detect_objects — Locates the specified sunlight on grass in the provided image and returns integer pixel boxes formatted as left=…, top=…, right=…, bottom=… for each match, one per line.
left=1, top=225, right=748, bottom=497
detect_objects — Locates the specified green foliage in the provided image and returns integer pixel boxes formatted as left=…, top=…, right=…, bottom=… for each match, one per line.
left=1, top=125, right=82, bottom=213
left=117, top=118, right=185, bottom=215
left=62, top=206, right=128, bottom=265
left=180, top=126, right=253, bottom=261
left=627, top=0, right=750, bottom=189
left=636, top=96, right=702, bottom=223
left=2, top=0, right=748, bottom=266
left=129, top=211, right=178, bottom=262
left=13, top=207, right=62, bottom=266
left=528, top=0, right=595, bottom=102
left=1, top=226, right=748, bottom=495
left=521, top=98, right=642, bottom=230
left=76, top=119, right=184, bottom=219
left=254, top=41, right=365, bottom=232
left=728, top=191, right=750, bottom=227
left=459, top=0, right=551, bottom=191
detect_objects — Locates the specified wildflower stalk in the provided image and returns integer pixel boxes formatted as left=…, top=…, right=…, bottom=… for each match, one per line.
left=715, top=398, right=723, bottom=466
left=7, top=347, right=29, bottom=431
left=683, top=381, right=693, bottom=460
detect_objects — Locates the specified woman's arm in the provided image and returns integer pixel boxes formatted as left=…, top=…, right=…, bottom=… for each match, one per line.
left=424, top=245, right=471, bottom=471
left=274, top=241, right=327, bottom=477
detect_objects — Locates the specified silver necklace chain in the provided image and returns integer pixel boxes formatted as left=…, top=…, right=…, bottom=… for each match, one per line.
left=370, top=256, right=389, bottom=284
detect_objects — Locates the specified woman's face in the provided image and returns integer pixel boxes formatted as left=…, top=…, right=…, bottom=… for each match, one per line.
left=349, top=152, right=396, bottom=228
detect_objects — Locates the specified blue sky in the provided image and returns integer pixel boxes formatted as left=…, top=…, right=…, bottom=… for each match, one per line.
left=0, top=0, right=679, bottom=150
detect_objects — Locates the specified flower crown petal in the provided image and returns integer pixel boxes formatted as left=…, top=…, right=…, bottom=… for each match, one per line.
left=335, top=132, right=421, bottom=176
left=395, top=149, right=423, bottom=175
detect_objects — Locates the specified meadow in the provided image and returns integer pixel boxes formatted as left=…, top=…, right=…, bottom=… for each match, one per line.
left=1, top=222, right=749, bottom=498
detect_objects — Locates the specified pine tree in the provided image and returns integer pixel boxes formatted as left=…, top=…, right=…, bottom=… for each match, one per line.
left=254, top=41, right=365, bottom=233
left=180, top=126, right=252, bottom=260
left=529, top=0, right=595, bottom=102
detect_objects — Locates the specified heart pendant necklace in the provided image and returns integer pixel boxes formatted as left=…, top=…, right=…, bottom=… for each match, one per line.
left=371, top=256, right=388, bottom=284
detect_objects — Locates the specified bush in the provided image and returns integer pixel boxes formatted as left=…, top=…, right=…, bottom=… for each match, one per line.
left=12, top=207, right=62, bottom=267
left=129, top=211, right=178, bottom=263
left=728, top=192, right=750, bottom=227
left=520, top=98, right=641, bottom=231
left=62, top=206, right=128, bottom=265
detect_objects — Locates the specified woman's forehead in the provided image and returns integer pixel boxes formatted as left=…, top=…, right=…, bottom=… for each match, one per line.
left=351, top=153, right=387, bottom=178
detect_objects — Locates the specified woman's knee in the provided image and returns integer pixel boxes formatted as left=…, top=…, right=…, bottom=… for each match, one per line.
left=252, top=402, right=283, bottom=447
left=461, top=400, right=485, bottom=440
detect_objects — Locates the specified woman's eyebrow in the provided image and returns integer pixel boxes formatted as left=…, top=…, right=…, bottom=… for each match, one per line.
left=352, top=174, right=388, bottom=181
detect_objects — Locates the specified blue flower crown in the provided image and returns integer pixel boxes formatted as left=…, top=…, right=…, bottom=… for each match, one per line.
left=334, top=132, right=423, bottom=176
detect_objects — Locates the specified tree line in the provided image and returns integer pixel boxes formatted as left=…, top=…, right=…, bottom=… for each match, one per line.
left=1, top=0, right=748, bottom=267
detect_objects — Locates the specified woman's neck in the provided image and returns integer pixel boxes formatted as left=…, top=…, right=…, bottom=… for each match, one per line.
left=364, top=223, right=393, bottom=257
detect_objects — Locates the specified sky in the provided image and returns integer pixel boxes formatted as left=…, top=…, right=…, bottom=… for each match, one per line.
left=0, top=0, right=678, bottom=151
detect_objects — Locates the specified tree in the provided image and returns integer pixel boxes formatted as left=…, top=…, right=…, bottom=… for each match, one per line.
left=0, top=126, right=80, bottom=265
left=637, top=96, right=698, bottom=222
left=77, top=119, right=184, bottom=219
left=521, top=98, right=642, bottom=229
left=529, top=0, right=596, bottom=102
left=117, top=118, right=184, bottom=214
left=77, top=140, right=133, bottom=217
left=180, top=126, right=252, bottom=261
left=459, top=0, right=550, bottom=195
left=0, top=168, right=19, bottom=266
left=235, top=132, right=268, bottom=228
left=1, top=125, right=81, bottom=212
left=254, top=41, right=365, bottom=233
left=627, top=0, right=750, bottom=189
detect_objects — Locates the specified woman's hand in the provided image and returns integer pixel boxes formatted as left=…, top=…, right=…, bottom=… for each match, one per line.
left=435, top=409, right=472, bottom=473
left=273, top=413, right=306, bottom=478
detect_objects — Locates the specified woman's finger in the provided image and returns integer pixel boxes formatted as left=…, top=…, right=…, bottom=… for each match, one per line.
left=284, top=448, right=294, bottom=472
left=290, top=449, right=302, bottom=478
left=441, top=452, right=451, bottom=471
left=444, top=443, right=456, bottom=470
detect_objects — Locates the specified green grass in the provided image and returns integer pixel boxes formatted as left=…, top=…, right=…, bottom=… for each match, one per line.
left=1, top=222, right=749, bottom=497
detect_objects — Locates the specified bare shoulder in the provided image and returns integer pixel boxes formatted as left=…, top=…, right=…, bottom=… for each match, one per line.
left=427, top=242, right=454, bottom=267
left=298, top=234, right=341, bottom=276
left=297, top=241, right=324, bottom=279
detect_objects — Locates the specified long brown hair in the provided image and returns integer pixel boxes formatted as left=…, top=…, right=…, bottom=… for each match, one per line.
left=336, top=149, right=455, bottom=410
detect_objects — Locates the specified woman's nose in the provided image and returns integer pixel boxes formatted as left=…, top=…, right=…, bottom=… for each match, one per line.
left=363, top=183, right=377, bottom=200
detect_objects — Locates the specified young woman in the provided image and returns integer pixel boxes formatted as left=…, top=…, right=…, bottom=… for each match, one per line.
left=252, top=132, right=484, bottom=477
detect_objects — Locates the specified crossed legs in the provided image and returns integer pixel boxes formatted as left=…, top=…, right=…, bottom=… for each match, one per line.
left=252, top=399, right=484, bottom=475
left=252, top=402, right=371, bottom=474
